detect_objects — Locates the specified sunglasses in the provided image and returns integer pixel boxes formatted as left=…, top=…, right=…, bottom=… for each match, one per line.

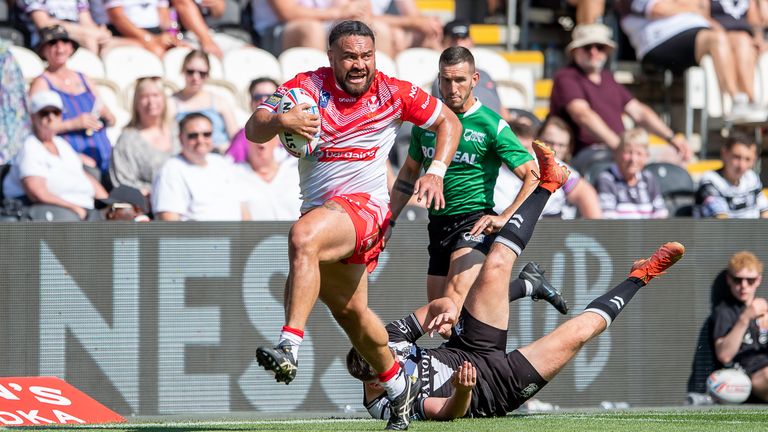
left=186, top=131, right=213, bottom=140
left=728, top=273, right=759, bottom=285
left=582, top=44, right=608, bottom=52
left=251, top=92, right=273, bottom=101
left=37, top=109, right=62, bottom=117
left=185, top=69, right=209, bottom=78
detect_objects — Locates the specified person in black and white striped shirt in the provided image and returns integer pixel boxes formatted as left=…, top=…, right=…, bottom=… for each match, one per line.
left=696, top=132, right=768, bottom=219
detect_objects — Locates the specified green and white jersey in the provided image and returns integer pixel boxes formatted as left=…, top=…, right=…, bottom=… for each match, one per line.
left=409, top=100, right=533, bottom=216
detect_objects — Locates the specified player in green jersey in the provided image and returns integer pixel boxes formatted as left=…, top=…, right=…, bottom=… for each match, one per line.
left=389, top=46, right=566, bottom=314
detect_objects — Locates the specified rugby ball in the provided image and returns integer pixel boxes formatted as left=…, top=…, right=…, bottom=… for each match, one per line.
left=277, top=88, right=320, bottom=158
left=706, top=368, right=752, bottom=404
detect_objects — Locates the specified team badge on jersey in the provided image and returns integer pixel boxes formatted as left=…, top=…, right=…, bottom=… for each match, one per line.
left=263, top=94, right=281, bottom=109
left=319, top=90, right=330, bottom=108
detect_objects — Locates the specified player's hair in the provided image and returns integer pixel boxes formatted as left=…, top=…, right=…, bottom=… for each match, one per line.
left=618, top=128, right=649, bottom=152
left=728, top=251, right=764, bottom=275
left=539, top=115, right=571, bottom=140
left=181, top=49, right=210, bottom=73
left=509, top=118, right=535, bottom=139
left=179, top=112, right=213, bottom=133
left=248, top=77, right=279, bottom=94
left=346, top=348, right=377, bottom=382
left=439, top=46, right=475, bottom=71
left=724, top=131, right=757, bottom=151
left=329, top=20, right=375, bottom=48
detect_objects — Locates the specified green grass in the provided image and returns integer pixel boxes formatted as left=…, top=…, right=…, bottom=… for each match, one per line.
left=9, top=408, right=768, bottom=432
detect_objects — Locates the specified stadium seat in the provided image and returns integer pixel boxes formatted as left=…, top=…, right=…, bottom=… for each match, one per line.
left=278, top=47, right=328, bottom=82
left=103, top=46, right=165, bottom=92
left=204, top=79, right=239, bottom=109
left=395, top=47, right=440, bottom=91
left=223, top=46, right=281, bottom=94
left=570, top=145, right=613, bottom=178
left=0, top=26, right=24, bottom=46
left=583, top=160, right=613, bottom=187
left=67, top=48, right=105, bottom=79
left=508, top=67, right=535, bottom=110
left=644, top=162, right=696, bottom=215
left=7, top=45, right=44, bottom=81
left=376, top=51, right=397, bottom=77
left=756, top=51, right=768, bottom=108
left=163, top=46, right=224, bottom=88
left=471, top=47, right=511, bottom=82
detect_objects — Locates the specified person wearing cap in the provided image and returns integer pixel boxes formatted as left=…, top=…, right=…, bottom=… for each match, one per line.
left=30, top=25, right=116, bottom=181
left=102, top=185, right=151, bottom=221
left=618, top=0, right=767, bottom=124
left=431, top=19, right=510, bottom=122
left=550, top=23, right=691, bottom=165
left=17, top=0, right=113, bottom=53
left=2, top=91, right=108, bottom=221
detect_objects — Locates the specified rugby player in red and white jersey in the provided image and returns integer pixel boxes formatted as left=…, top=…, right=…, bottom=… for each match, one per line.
left=244, top=20, right=461, bottom=430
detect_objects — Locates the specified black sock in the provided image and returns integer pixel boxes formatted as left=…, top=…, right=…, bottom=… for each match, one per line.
left=509, top=278, right=528, bottom=302
left=495, top=187, right=551, bottom=255
left=584, top=277, right=646, bottom=326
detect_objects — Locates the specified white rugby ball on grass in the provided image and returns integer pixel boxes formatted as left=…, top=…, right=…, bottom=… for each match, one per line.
left=707, top=368, right=751, bottom=404
left=277, top=88, right=320, bottom=158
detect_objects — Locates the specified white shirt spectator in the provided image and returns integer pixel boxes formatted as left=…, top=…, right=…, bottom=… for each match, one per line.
left=237, top=158, right=302, bottom=221
left=695, top=169, right=768, bottom=218
left=3, top=134, right=95, bottom=209
left=152, top=153, right=244, bottom=221
left=19, top=0, right=88, bottom=22
left=104, top=0, right=168, bottom=29
left=251, top=0, right=332, bottom=33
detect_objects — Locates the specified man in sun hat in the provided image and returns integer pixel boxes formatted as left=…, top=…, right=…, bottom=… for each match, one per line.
left=549, top=23, right=690, bottom=164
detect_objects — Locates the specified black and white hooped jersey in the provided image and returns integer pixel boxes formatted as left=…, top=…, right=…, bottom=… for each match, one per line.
left=695, top=169, right=768, bottom=218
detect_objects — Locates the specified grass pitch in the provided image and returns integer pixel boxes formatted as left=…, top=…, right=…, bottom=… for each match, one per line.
left=12, top=408, right=768, bottom=432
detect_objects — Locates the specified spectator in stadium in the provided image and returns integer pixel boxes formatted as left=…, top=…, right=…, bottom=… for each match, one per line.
left=246, top=20, right=461, bottom=430
left=695, top=131, right=768, bottom=218
left=367, top=0, right=443, bottom=57
left=102, top=185, right=151, bottom=221
left=152, top=112, right=248, bottom=221
left=110, top=76, right=180, bottom=195
left=347, top=142, right=685, bottom=421
left=170, top=0, right=227, bottom=57
left=567, top=0, right=606, bottom=24
left=431, top=19, right=510, bottom=122
left=617, top=0, right=767, bottom=123
left=226, top=77, right=280, bottom=163
left=250, top=0, right=369, bottom=56
left=494, top=119, right=602, bottom=220
left=104, top=0, right=185, bottom=57
left=0, top=43, right=31, bottom=164
left=711, top=251, right=768, bottom=402
left=30, top=25, right=115, bottom=181
left=550, top=23, right=691, bottom=163
left=170, top=50, right=238, bottom=152
left=236, top=137, right=302, bottom=220
left=16, top=0, right=113, bottom=53
left=595, top=128, right=669, bottom=219
left=539, top=115, right=575, bottom=163
left=391, top=46, right=541, bottom=311
left=2, top=91, right=108, bottom=220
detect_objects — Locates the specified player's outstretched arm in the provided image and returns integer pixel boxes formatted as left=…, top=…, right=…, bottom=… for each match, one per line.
left=245, top=104, right=320, bottom=143
left=422, top=361, right=476, bottom=420
left=410, top=297, right=459, bottom=338
left=414, top=104, right=461, bottom=210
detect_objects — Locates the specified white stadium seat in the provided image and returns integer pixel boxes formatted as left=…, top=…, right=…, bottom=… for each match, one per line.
left=8, top=45, right=44, bottom=82
left=163, top=46, right=224, bottom=89
left=375, top=51, right=397, bottom=77
left=102, top=46, right=165, bottom=92
left=223, top=46, right=282, bottom=94
left=471, top=47, right=512, bottom=83
left=278, top=47, right=328, bottom=82
left=395, top=48, right=440, bottom=91
left=67, top=48, right=105, bottom=79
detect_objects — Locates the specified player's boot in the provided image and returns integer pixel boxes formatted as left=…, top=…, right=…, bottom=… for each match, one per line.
left=532, top=139, right=570, bottom=193
left=256, top=343, right=298, bottom=384
left=520, top=261, right=569, bottom=315
left=385, top=364, right=421, bottom=430
left=629, top=242, right=686, bottom=283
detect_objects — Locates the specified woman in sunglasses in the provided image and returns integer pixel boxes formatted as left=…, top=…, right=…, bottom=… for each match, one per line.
left=110, top=76, right=180, bottom=195
left=29, top=25, right=116, bottom=181
left=711, top=251, right=768, bottom=402
left=170, top=50, right=237, bottom=152
left=2, top=91, right=108, bottom=220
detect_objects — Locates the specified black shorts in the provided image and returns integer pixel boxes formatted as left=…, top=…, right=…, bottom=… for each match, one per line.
left=739, top=354, right=768, bottom=376
left=642, top=27, right=704, bottom=74
left=446, top=309, right=548, bottom=416
left=427, top=209, right=496, bottom=276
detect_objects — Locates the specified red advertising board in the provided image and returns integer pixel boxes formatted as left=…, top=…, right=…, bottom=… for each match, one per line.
left=0, top=377, right=125, bottom=426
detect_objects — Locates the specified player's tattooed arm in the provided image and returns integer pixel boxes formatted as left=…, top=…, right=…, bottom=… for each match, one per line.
left=389, top=155, right=422, bottom=223
left=393, top=179, right=415, bottom=195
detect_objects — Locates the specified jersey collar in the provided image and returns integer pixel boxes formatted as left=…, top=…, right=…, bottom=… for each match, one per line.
left=459, top=97, right=482, bottom=119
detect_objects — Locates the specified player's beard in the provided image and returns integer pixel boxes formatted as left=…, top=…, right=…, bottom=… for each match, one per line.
left=444, top=89, right=472, bottom=112
left=338, top=68, right=374, bottom=97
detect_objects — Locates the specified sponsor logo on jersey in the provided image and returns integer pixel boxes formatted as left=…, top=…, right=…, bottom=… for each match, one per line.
left=318, top=90, right=330, bottom=108
left=462, top=232, right=485, bottom=243
left=520, top=383, right=540, bottom=398
left=338, top=96, right=357, bottom=103
left=317, top=147, right=379, bottom=162
left=421, top=147, right=478, bottom=165
left=264, top=95, right=281, bottom=109
left=463, top=128, right=487, bottom=143
left=409, top=85, right=418, bottom=99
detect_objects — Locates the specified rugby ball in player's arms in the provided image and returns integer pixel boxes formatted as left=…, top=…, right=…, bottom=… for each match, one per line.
left=277, top=88, right=320, bottom=158
left=706, top=368, right=752, bottom=404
